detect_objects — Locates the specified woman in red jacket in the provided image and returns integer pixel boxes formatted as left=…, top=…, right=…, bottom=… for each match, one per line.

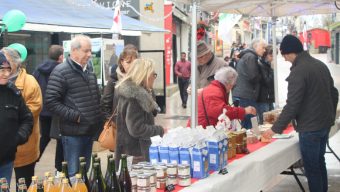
left=197, top=67, right=256, bottom=128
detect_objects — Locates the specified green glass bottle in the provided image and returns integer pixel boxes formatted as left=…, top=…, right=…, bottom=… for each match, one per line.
left=118, top=155, right=131, bottom=192
left=88, top=153, right=98, bottom=188
left=108, top=158, right=121, bottom=192
left=37, top=179, right=44, bottom=192
left=104, top=154, right=113, bottom=185
left=95, top=157, right=106, bottom=192
left=90, top=163, right=105, bottom=192
left=61, top=161, right=72, bottom=186
left=79, top=162, right=90, bottom=191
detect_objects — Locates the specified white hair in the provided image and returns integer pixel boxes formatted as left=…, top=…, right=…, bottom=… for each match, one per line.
left=70, top=34, right=91, bottom=50
left=251, top=38, right=266, bottom=49
left=214, top=67, right=238, bottom=85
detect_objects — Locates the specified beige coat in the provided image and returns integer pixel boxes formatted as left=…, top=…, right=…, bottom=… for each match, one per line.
left=14, top=69, right=43, bottom=167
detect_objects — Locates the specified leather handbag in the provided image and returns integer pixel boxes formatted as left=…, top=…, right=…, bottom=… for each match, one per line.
left=98, top=110, right=117, bottom=151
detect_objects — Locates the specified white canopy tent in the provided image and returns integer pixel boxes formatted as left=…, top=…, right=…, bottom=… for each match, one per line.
left=177, top=0, right=339, bottom=128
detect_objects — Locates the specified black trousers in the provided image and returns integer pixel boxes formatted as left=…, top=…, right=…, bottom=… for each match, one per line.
left=38, top=115, right=64, bottom=172
left=14, top=162, right=36, bottom=191
left=178, top=77, right=190, bottom=105
left=39, top=115, right=52, bottom=159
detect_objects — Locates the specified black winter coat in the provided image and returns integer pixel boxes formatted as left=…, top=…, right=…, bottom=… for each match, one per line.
left=272, top=51, right=339, bottom=133
left=45, top=57, right=103, bottom=136
left=232, top=49, right=262, bottom=101
left=0, top=83, right=33, bottom=165
left=100, top=64, right=119, bottom=119
left=257, top=58, right=274, bottom=103
left=33, top=59, right=59, bottom=116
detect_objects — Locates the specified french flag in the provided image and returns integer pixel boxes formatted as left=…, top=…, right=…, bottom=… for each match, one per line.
left=111, top=0, right=122, bottom=34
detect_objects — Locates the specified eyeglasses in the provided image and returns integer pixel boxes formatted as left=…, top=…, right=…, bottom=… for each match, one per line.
left=153, top=72, right=158, bottom=78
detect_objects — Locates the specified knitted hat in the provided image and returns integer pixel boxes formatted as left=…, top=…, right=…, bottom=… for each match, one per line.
left=197, top=41, right=211, bottom=57
left=0, top=52, right=10, bottom=69
left=280, top=35, right=303, bottom=54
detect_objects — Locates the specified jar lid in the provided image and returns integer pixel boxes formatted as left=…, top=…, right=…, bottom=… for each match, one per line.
left=137, top=174, right=151, bottom=179
left=168, top=174, right=177, bottom=178
left=143, top=165, right=155, bottom=170
left=132, top=164, right=143, bottom=169
left=178, top=164, right=190, bottom=169
left=178, top=175, right=191, bottom=179
left=166, top=163, right=177, bottom=168
left=157, top=178, right=166, bottom=182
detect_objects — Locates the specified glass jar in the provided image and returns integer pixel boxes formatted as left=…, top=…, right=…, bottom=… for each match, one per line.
left=150, top=183, right=156, bottom=192
left=130, top=172, right=137, bottom=186
left=155, top=166, right=167, bottom=178
left=144, top=172, right=156, bottom=184
left=137, top=174, right=150, bottom=188
left=178, top=175, right=191, bottom=187
left=177, top=164, right=190, bottom=176
left=166, top=164, right=177, bottom=175
left=132, top=185, right=137, bottom=192
left=156, top=178, right=166, bottom=190
left=143, top=165, right=156, bottom=174
left=137, top=186, right=151, bottom=192
left=167, top=175, right=177, bottom=186
left=132, top=164, right=144, bottom=172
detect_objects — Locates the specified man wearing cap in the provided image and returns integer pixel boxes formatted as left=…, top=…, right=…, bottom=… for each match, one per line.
left=263, top=35, right=338, bottom=192
left=0, top=52, right=33, bottom=183
left=197, top=41, right=227, bottom=90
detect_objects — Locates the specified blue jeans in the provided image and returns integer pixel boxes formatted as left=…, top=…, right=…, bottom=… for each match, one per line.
left=0, top=161, right=13, bottom=184
left=257, top=102, right=271, bottom=124
left=299, top=128, right=329, bottom=192
left=232, top=97, right=258, bottom=129
left=61, top=136, right=93, bottom=178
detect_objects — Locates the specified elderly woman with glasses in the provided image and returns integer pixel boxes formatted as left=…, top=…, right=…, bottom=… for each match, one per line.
left=1, top=47, right=42, bottom=188
left=196, top=67, right=256, bottom=128
left=114, top=58, right=165, bottom=167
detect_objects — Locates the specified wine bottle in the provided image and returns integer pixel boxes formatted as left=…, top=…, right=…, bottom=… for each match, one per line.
left=95, top=157, right=106, bottom=192
left=118, top=154, right=131, bottom=192
left=79, top=162, right=90, bottom=190
left=88, top=153, right=98, bottom=189
left=61, top=162, right=72, bottom=186
left=104, top=154, right=113, bottom=185
left=108, top=158, right=121, bottom=192
left=90, top=163, right=105, bottom=192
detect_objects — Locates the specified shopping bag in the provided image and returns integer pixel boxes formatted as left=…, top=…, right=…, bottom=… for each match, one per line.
left=98, top=113, right=117, bottom=151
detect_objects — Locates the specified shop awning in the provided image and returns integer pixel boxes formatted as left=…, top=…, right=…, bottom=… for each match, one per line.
left=0, top=0, right=167, bottom=35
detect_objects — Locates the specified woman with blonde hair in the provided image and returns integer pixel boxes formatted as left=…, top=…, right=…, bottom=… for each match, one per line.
left=114, top=58, right=165, bottom=167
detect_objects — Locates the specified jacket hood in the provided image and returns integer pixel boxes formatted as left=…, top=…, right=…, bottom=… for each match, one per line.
left=117, top=80, right=158, bottom=113
left=238, top=48, right=257, bottom=59
left=38, top=59, right=59, bottom=74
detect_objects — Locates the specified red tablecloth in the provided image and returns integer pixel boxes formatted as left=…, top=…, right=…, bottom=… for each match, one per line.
left=158, top=126, right=294, bottom=192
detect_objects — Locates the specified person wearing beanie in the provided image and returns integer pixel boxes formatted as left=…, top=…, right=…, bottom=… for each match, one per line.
left=192, top=67, right=256, bottom=128
left=263, top=34, right=339, bottom=192
left=187, top=41, right=227, bottom=95
left=0, top=52, right=33, bottom=184
left=2, top=47, right=43, bottom=189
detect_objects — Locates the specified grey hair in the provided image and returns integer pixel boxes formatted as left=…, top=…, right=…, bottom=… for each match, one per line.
left=70, top=34, right=91, bottom=50
left=1, top=47, right=22, bottom=68
left=251, top=38, right=265, bottom=49
left=214, top=67, right=238, bottom=85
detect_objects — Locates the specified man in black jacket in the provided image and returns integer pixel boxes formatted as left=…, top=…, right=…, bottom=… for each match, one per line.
left=0, top=52, right=33, bottom=183
left=263, top=35, right=339, bottom=192
left=45, top=35, right=103, bottom=179
left=33, top=45, right=64, bottom=171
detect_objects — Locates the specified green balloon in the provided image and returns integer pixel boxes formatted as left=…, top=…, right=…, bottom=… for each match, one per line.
left=8, top=43, right=28, bottom=62
left=2, top=10, right=26, bottom=32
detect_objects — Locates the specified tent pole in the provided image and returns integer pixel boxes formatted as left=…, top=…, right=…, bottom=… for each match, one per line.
left=272, top=16, right=279, bottom=109
left=190, top=1, right=198, bottom=128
